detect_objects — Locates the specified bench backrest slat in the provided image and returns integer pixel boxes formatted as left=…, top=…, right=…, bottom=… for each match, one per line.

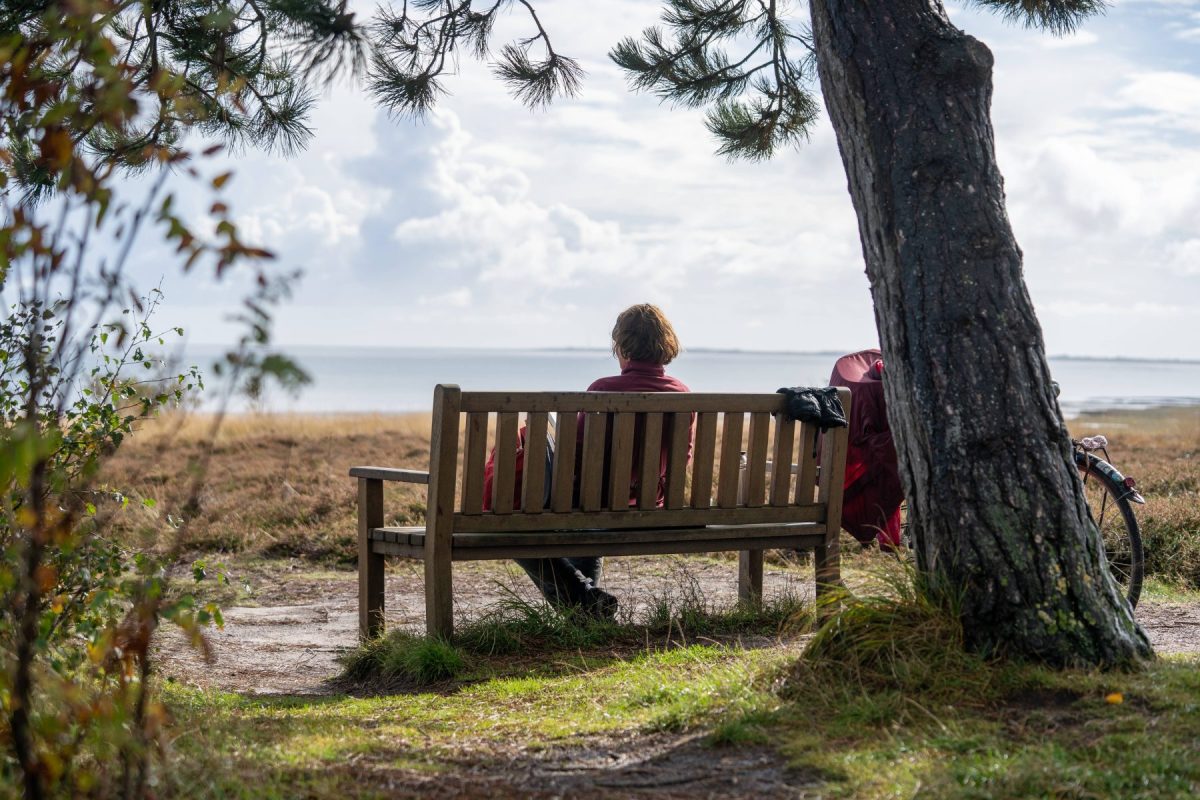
left=579, top=411, right=606, bottom=512
left=690, top=411, right=717, bottom=509
left=795, top=422, right=819, bottom=505
left=607, top=412, right=636, bottom=511
left=550, top=409, right=577, bottom=513
left=744, top=412, right=771, bottom=507
left=461, top=411, right=488, bottom=515
left=770, top=415, right=796, bottom=507
left=491, top=411, right=519, bottom=514
left=636, top=412, right=664, bottom=511
left=664, top=412, right=691, bottom=510
left=461, top=392, right=785, bottom=414
left=716, top=411, right=743, bottom=509
left=522, top=411, right=550, bottom=513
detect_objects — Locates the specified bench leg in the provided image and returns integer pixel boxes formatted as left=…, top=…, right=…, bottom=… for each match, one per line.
left=814, top=535, right=842, bottom=619
left=738, top=549, right=764, bottom=608
left=358, top=478, right=385, bottom=640
left=425, top=558, right=453, bottom=639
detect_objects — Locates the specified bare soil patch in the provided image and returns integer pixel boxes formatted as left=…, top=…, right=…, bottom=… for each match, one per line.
left=156, top=554, right=813, bottom=695
left=357, top=732, right=824, bottom=799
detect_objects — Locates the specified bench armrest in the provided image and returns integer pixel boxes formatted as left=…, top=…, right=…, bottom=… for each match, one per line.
left=349, top=466, right=430, bottom=484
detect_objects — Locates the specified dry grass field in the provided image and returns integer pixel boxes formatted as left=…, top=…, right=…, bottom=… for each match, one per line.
left=102, top=413, right=435, bottom=561
left=1072, top=406, right=1200, bottom=587
left=104, top=405, right=1200, bottom=584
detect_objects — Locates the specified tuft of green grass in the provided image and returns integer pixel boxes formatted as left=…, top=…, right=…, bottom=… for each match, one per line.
left=644, top=587, right=812, bottom=639
left=792, top=562, right=991, bottom=705
left=1142, top=576, right=1200, bottom=603
left=707, top=709, right=775, bottom=746
left=455, top=589, right=623, bottom=655
left=340, top=632, right=465, bottom=687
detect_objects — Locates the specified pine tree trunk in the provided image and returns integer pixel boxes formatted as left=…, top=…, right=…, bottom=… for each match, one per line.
left=808, top=0, right=1150, bottom=665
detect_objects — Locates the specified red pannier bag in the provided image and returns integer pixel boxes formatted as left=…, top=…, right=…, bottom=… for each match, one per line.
left=829, top=350, right=903, bottom=549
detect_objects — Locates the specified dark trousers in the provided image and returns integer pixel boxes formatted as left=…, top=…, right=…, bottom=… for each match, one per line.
left=514, top=557, right=602, bottom=606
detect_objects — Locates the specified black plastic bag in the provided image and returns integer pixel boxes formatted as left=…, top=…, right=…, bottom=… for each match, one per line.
left=776, top=386, right=847, bottom=429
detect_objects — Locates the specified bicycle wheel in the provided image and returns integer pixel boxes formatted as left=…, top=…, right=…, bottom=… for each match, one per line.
left=1079, top=458, right=1144, bottom=609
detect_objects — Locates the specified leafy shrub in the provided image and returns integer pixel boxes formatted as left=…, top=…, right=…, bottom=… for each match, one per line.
left=0, top=6, right=307, bottom=795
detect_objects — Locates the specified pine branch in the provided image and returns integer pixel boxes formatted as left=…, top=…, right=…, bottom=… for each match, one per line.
left=610, top=0, right=818, bottom=160
left=968, top=0, right=1107, bottom=35
left=705, top=79, right=818, bottom=161
left=493, top=45, right=582, bottom=108
left=368, top=0, right=582, bottom=116
left=2, top=1, right=361, bottom=193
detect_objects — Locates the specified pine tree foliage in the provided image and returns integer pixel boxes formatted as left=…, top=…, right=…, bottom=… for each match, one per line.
left=368, top=0, right=582, bottom=117
left=610, top=0, right=818, bottom=160
left=968, top=0, right=1107, bottom=35
left=1, top=1, right=367, bottom=198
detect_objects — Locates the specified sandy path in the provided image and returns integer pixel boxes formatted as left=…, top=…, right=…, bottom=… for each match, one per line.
left=157, top=555, right=813, bottom=695
left=157, top=556, right=1200, bottom=697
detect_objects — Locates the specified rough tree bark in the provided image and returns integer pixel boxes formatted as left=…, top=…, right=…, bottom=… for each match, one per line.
left=808, top=0, right=1150, bottom=665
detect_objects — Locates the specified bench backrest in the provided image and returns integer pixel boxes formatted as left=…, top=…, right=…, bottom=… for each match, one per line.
left=426, top=385, right=851, bottom=535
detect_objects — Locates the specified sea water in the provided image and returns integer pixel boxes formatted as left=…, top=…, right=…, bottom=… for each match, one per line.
left=187, top=345, right=1200, bottom=416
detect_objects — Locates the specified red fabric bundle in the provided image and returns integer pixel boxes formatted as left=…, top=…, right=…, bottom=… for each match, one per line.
left=829, top=349, right=903, bottom=549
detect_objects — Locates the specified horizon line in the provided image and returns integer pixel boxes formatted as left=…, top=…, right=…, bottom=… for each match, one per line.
left=178, top=342, right=1200, bottom=365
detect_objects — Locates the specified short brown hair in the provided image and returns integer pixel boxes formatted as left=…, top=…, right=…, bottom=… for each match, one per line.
left=611, top=304, right=681, bottom=365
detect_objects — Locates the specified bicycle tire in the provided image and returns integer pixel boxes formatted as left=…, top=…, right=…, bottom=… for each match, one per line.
left=1079, top=457, right=1144, bottom=609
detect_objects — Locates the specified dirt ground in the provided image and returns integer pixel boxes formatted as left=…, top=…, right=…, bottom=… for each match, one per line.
left=157, top=555, right=813, bottom=695
left=158, top=555, right=1200, bottom=697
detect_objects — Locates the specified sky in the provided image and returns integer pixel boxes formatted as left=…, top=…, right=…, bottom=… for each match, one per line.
left=130, top=0, right=1200, bottom=359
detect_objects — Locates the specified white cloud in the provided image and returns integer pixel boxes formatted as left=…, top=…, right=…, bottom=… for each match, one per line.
left=1041, top=30, right=1100, bottom=48
left=1167, top=239, right=1200, bottom=275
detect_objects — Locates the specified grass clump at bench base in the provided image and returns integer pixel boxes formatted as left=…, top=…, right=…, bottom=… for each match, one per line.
left=340, top=633, right=466, bottom=687
left=339, top=587, right=808, bottom=689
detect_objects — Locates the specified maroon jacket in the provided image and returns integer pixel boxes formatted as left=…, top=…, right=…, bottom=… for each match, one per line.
left=578, top=361, right=692, bottom=506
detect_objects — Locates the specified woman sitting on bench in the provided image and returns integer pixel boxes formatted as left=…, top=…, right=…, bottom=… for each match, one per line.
left=484, top=303, right=691, bottom=618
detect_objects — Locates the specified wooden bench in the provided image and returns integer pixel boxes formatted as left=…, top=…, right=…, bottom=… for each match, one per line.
left=350, top=384, right=850, bottom=639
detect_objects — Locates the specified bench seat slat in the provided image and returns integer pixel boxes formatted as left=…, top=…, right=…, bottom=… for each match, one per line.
left=459, top=523, right=821, bottom=547
left=371, top=523, right=824, bottom=546
left=371, top=534, right=825, bottom=561
left=368, top=526, right=426, bottom=545
left=451, top=503, right=823, bottom=532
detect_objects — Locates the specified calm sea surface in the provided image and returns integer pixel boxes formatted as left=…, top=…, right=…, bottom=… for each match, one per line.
left=193, top=346, right=1200, bottom=416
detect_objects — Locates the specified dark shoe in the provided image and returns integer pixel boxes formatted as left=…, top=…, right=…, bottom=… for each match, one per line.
left=585, top=588, right=618, bottom=621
